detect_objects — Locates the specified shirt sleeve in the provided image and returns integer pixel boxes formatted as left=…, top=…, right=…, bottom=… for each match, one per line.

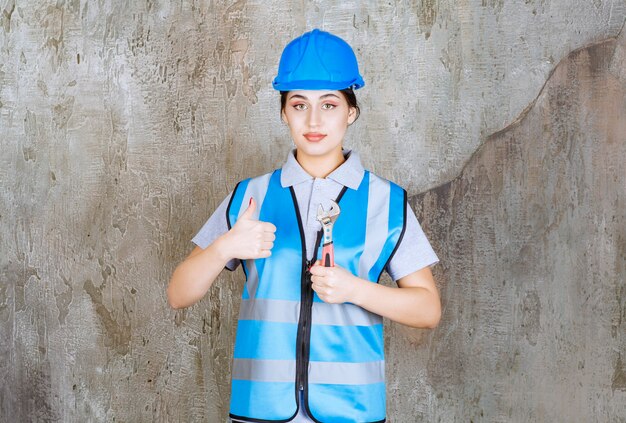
left=191, top=191, right=241, bottom=271
left=385, top=201, right=439, bottom=282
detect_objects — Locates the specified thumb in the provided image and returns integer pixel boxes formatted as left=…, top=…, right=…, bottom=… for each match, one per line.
left=240, top=196, right=257, bottom=220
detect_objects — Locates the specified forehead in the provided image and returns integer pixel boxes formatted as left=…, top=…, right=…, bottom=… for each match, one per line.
left=286, top=90, right=343, bottom=101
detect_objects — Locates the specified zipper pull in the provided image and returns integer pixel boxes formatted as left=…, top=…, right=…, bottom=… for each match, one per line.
left=304, top=259, right=314, bottom=285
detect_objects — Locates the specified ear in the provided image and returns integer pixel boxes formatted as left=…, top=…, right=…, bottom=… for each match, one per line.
left=347, top=107, right=357, bottom=126
left=281, top=109, right=288, bottom=125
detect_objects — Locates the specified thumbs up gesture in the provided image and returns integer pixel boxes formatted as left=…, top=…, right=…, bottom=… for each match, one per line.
left=220, top=197, right=277, bottom=260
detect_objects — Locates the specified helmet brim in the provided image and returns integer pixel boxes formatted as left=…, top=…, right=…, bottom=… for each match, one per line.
left=272, top=78, right=364, bottom=91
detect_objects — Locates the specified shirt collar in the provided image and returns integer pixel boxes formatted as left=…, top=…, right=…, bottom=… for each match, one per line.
left=280, top=148, right=365, bottom=190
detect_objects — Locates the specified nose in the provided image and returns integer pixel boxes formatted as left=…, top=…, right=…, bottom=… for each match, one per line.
left=308, top=107, right=321, bottom=129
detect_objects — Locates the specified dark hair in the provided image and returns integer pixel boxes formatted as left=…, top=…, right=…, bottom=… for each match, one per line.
left=280, top=88, right=361, bottom=124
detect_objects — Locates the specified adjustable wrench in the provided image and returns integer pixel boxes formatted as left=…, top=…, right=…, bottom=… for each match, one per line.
left=316, top=200, right=341, bottom=267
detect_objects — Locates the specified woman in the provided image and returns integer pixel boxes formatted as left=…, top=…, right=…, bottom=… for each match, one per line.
left=167, top=28, right=441, bottom=423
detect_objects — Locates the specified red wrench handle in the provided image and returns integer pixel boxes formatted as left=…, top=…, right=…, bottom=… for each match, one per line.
left=322, top=242, right=334, bottom=267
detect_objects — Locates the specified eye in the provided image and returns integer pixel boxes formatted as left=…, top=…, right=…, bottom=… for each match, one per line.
left=292, top=103, right=307, bottom=110
left=322, top=103, right=336, bottom=110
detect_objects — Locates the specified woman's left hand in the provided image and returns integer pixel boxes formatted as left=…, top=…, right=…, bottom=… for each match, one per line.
left=309, top=260, right=362, bottom=304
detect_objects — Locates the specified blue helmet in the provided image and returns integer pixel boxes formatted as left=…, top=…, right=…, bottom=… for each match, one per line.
left=272, top=28, right=365, bottom=91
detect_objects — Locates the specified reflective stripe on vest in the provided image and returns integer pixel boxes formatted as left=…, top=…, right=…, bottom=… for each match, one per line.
left=226, top=168, right=406, bottom=423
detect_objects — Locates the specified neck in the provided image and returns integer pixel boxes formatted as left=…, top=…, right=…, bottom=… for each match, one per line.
left=296, top=147, right=346, bottom=178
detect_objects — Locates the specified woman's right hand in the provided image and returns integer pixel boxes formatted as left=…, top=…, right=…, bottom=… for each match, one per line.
left=218, top=197, right=277, bottom=260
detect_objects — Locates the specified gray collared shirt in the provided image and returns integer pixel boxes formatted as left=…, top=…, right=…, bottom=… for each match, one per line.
left=192, top=148, right=438, bottom=281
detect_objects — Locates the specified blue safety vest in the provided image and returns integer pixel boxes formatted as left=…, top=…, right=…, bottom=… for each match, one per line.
left=226, top=168, right=406, bottom=423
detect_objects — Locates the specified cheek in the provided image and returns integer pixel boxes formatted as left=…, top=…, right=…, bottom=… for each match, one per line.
left=283, top=112, right=302, bottom=130
left=286, top=109, right=305, bottom=121
left=329, top=113, right=351, bottom=128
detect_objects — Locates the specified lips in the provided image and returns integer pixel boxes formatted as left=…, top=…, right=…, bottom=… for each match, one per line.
left=304, top=133, right=326, bottom=142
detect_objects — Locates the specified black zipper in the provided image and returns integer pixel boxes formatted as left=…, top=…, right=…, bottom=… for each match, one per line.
left=289, top=187, right=310, bottom=398
left=297, top=229, right=323, bottom=390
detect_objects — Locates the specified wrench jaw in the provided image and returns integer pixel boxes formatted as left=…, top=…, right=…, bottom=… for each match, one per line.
left=316, top=200, right=340, bottom=223
left=317, top=200, right=340, bottom=244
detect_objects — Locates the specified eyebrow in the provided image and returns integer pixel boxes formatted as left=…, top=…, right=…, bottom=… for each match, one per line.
left=287, top=93, right=340, bottom=101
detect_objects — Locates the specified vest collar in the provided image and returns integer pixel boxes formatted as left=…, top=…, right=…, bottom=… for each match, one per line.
left=280, top=148, right=365, bottom=190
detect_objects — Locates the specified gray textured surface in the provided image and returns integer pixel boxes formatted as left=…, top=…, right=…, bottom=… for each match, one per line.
left=1, top=1, right=625, bottom=422
left=402, top=26, right=626, bottom=423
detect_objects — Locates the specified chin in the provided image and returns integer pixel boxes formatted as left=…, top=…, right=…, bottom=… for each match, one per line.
left=299, top=147, right=334, bottom=158
left=297, top=141, right=341, bottom=154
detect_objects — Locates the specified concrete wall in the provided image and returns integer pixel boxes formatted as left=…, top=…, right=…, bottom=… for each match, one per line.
left=399, top=29, right=626, bottom=422
left=1, top=1, right=624, bottom=421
